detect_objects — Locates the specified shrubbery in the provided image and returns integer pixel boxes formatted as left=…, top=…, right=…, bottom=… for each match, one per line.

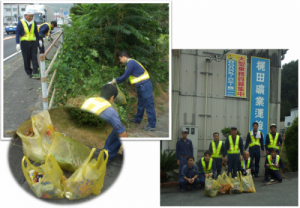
left=284, top=116, right=298, bottom=171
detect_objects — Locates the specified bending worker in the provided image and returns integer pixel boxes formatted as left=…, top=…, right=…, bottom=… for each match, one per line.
left=179, top=156, right=200, bottom=192
left=209, top=132, right=226, bottom=177
left=265, top=123, right=285, bottom=155
left=15, top=9, right=42, bottom=79
left=245, top=121, right=264, bottom=178
left=224, top=126, right=243, bottom=178
left=198, top=151, right=216, bottom=187
left=111, top=51, right=156, bottom=131
left=38, top=21, right=57, bottom=60
left=81, top=84, right=128, bottom=163
left=176, top=130, right=193, bottom=190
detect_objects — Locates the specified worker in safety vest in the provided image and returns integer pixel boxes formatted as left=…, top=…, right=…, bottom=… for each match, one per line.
left=179, top=156, right=200, bottom=192
left=263, top=148, right=283, bottom=183
left=198, top=151, right=216, bottom=187
left=208, top=132, right=226, bottom=177
left=111, top=51, right=156, bottom=131
left=224, top=126, right=243, bottom=178
left=265, top=124, right=285, bottom=155
left=238, top=151, right=254, bottom=176
left=15, top=9, right=42, bottom=79
left=38, top=21, right=57, bottom=60
left=244, top=121, right=264, bottom=178
left=176, top=130, right=193, bottom=190
left=80, top=84, right=128, bottom=163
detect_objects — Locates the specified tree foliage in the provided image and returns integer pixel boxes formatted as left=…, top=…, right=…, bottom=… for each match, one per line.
left=221, top=127, right=241, bottom=138
left=280, top=60, right=298, bottom=121
left=284, top=116, right=298, bottom=171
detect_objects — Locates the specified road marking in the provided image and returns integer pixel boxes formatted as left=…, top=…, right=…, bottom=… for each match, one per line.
left=4, top=36, right=15, bottom=41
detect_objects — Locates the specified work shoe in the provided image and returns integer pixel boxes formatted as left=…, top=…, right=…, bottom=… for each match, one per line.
left=262, top=178, right=270, bottom=183
left=28, top=75, right=33, bottom=78
left=255, top=175, right=259, bottom=178
left=143, top=126, right=156, bottom=131
left=128, top=118, right=141, bottom=124
left=177, top=186, right=182, bottom=190
left=32, top=73, right=41, bottom=79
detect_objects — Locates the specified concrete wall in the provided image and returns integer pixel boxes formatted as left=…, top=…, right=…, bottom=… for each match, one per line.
left=164, top=49, right=284, bottom=176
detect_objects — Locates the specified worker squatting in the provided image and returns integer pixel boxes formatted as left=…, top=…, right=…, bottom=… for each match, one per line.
left=176, top=122, right=285, bottom=192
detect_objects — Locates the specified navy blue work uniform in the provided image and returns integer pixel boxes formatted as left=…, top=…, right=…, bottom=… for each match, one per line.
left=238, top=158, right=255, bottom=176
left=245, top=131, right=264, bottom=176
left=176, top=138, right=193, bottom=187
left=179, top=164, right=200, bottom=190
left=38, top=24, right=51, bottom=54
left=265, top=133, right=283, bottom=154
left=264, top=156, right=283, bottom=182
left=16, top=20, right=40, bottom=76
left=209, top=140, right=226, bottom=177
left=198, top=159, right=216, bottom=186
left=225, top=136, right=243, bottom=178
left=116, top=58, right=156, bottom=128
left=99, top=97, right=125, bottom=160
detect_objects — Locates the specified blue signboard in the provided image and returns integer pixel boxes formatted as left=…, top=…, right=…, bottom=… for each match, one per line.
left=249, top=57, right=270, bottom=144
left=225, top=58, right=236, bottom=96
left=64, top=12, right=68, bottom=16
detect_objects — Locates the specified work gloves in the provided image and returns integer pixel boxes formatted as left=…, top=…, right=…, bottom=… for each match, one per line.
left=39, top=40, right=43, bottom=48
left=16, top=44, right=20, bottom=52
left=111, top=79, right=117, bottom=84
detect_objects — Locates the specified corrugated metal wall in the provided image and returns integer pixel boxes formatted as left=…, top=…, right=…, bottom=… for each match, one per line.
left=164, top=49, right=282, bottom=172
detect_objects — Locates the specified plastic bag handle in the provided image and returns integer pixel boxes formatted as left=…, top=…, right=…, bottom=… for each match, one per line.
left=44, top=154, right=63, bottom=175
left=95, top=149, right=109, bottom=169
left=21, top=156, right=33, bottom=184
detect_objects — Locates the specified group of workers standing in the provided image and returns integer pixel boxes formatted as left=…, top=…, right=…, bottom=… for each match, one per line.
left=176, top=122, right=285, bottom=192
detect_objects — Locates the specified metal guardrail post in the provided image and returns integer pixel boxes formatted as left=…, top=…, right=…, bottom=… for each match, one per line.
left=39, top=54, right=48, bottom=110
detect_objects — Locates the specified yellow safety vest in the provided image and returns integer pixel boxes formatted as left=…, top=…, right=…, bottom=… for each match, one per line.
left=20, top=20, right=36, bottom=41
left=80, top=97, right=111, bottom=116
left=227, top=135, right=240, bottom=154
left=267, top=133, right=279, bottom=149
left=249, top=131, right=261, bottom=147
left=38, top=22, right=51, bottom=37
left=211, top=141, right=223, bottom=158
left=126, top=58, right=150, bottom=84
left=201, top=157, right=213, bottom=174
left=241, top=158, right=251, bottom=169
left=267, top=155, right=280, bottom=170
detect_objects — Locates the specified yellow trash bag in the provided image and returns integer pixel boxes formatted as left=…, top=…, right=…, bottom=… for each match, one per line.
left=229, top=172, right=243, bottom=194
left=239, top=171, right=256, bottom=193
left=217, top=172, right=232, bottom=195
left=21, top=154, right=65, bottom=199
left=204, top=177, right=219, bottom=198
left=17, top=119, right=46, bottom=163
left=63, top=148, right=108, bottom=200
left=32, top=110, right=53, bottom=134
left=49, top=130, right=91, bottom=172
left=40, top=125, right=56, bottom=153
left=113, top=83, right=127, bottom=105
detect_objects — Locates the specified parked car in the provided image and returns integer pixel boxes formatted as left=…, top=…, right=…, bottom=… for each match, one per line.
left=6, top=22, right=18, bottom=34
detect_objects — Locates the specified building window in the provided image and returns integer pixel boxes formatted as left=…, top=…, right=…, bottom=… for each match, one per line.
left=287, top=122, right=291, bottom=126
left=6, top=8, right=11, bottom=12
left=21, top=8, right=25, bottom=11
left=13, top=8, right=17, bottom=11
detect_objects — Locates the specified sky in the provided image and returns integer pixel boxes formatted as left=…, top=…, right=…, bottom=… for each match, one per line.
left=281, top=49, right=298, bottom=67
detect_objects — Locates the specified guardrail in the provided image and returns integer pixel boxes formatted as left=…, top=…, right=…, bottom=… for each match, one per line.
left=39, top=31, right=64, bottom=110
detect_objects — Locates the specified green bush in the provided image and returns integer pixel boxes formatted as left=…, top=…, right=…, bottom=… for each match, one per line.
left=221, top=127, right=242, bottom=138
left=69, top=108, right=105, bottom=127
left=284, top=116, right=298, bottom=171
left=160, top=150, right=177, bottom=182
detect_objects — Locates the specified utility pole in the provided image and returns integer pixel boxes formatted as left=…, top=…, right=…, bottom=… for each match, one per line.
left=10, top=3, right=12, bottom=23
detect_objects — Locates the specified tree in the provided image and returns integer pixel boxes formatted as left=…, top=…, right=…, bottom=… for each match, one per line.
left=280, top=60, right=298, bottom=121
left=284, top=116, right=298, bottom=171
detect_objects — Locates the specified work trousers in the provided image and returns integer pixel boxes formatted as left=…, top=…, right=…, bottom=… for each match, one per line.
left=104, top=129, right=121, bottom=160
left=227, top=154, right=240, bottom=178
left=39, top=37, right=45, bottom=54
left=177, top=157, right=187, bottom=186
left=135, top=80, right=156, bottom=128
left=20, top=40, right=39, bottom=76
left=249, top=147, right=261, bottom=176
left=179, top=178, right=200, bottom=190
left=213, top=158, right=223, bottom=177
left=265, top=167, right=282, bottom=182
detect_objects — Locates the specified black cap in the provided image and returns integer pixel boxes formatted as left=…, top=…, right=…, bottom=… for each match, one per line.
left=231, top=126, right=237, bottom=130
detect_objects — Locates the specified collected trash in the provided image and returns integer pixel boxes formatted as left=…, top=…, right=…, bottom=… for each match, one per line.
left=240, top=171, right=256, bottom=193
left=22, top=154, right=65, bottom=199
left=112, top=83, right=127, bottom=105
left=229, top=172, right=243, bottom=194
left=204, top=177, right=219, bottom=197
left=63, top=148, right=108, bottom=200
left=217, top=172, right=232, bottom=194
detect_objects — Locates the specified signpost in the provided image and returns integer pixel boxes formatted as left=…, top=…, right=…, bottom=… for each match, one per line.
left=249, top=57, right=270, bottom=144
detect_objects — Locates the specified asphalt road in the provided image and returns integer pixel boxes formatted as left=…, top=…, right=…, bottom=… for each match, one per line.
left=160, top=172, right=298, bottom=206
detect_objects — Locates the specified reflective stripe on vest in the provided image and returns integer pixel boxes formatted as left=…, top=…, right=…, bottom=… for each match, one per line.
left=227, top=135, right=240, bottom=154
left=20, top=20, right=36, bottom=41
left=249, top=131, right=261, bottom=147
left=267, top=155, right=280, bottom=170
left=127, top=58, right=150, bottom=84
left=211, top=141, right=223, bottom=158
left=267, top=133, right=279, bottom=149
left=241, top=158, right=251, bottom=169
left=80, top=97, right=111, bottom=116
left=201, top=157, right=213, bottom=174
left=38, top=22, right=51, bottom=37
